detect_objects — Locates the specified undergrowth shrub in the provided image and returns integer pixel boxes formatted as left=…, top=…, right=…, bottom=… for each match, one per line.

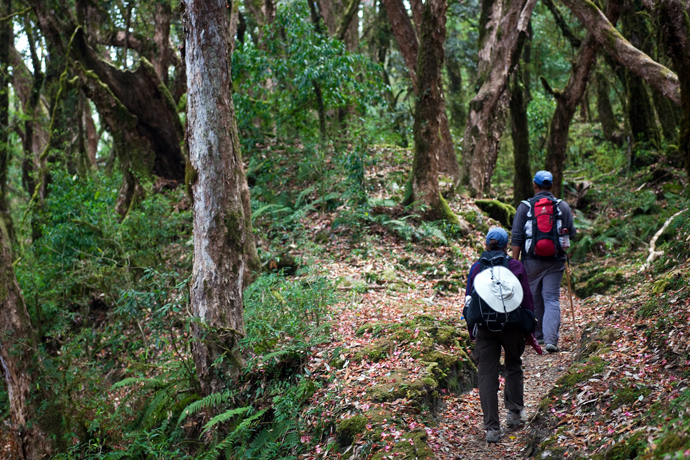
left=52, top=272, right=337, bottom=459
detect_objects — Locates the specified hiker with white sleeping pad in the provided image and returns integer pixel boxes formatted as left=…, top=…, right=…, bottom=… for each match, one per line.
left=511, top=170, right=577, bottom=353
left=463, top=227, right=542, bottom=443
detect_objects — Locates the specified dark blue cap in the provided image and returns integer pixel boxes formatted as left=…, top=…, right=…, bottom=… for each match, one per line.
left=533, top=170, right=553, bottom=186
left=486, top=227, right=509, bottom=248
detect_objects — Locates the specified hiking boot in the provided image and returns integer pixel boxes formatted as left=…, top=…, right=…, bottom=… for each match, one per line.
left=486, top=427, right=505, bottom=443
left=545, top=343, right=559, bottom=353
left=506, top=410, right=526, bottom=427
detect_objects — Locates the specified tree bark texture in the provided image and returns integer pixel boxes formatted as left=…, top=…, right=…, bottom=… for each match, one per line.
left=543, top=34, right=600, bottom=198
left=382, top=0, right=460, bottom=185
left=405, top=0, right=457, bottom=221
left=559, top=0, right=681, bottom=106
left=461, top=0, right=538, bottom=197
left=595, top=71, right=622, bottom=144
left=445, top=53, right=466, bottom=132
left=510, top=70, right=532, bottom=208
left=185, top=0, right=260, bottom=395
left=382, top=0, right=419, bottom=87
left=0, top=0, right=13, bottom=240
left=28, top=0, right=186, bottom=181
left=541, top=0, right=621, bottom=197
left=651, top=86, right=679, bottom=142
left=621, top=4, right=660, bottom=151
left=657, top=0, right=690, bottom=177
left=0, top=228, right=57, bottom=458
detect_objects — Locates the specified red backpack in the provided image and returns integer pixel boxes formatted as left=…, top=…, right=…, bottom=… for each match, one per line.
left=521, top=196, right=564, bottom=258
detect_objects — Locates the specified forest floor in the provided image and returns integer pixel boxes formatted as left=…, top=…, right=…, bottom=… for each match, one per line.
left=291, top=205, right=583, bottom=459
left=290, top=193, right=690, bottom=459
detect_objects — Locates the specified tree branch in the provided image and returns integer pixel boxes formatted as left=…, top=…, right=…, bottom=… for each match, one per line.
left=542, top=0, right=581, bottom=48
left=336, top=0, right=361, bottom=41
left=560, top=0, right=681, bottom=106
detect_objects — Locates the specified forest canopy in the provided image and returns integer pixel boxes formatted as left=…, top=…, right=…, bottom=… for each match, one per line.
left=1, top=0, right=690, bottom=458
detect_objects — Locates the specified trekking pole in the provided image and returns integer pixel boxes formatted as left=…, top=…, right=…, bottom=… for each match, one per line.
left=564, top=254, right=579, bottom=337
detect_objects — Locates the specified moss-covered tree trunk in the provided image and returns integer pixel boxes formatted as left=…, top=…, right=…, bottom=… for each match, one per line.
left=461, top=0, right=538, bottom=197
left=559, top=0, right=681, bottom=106
left=382, top=0, right=460, bottom=186
left=446, top=53, right=466, bottom=132
left=651, top=86, right=680, bottom=143
left=29, top=0, right=187, bottom=182
left=543, top=36, right=600, bottom=198
left=543, top=0, right=620, bottom=197
left=0, top=0, right=13, bottom=241
left=186, top=0, right=260, bottom=395
left=0, top=224, right=57, bottom=458
left=657, top=0, right=690, bottom=178
left=595, top=71, right=622, bottom=144
left=403, top=0, right=458, bottom=222
left=510, top=70, right=532, bottom=208
left=621, top=4, right=660, bottom=154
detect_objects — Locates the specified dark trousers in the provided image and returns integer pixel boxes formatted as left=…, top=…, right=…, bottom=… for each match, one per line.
left=475, top=327, right=526, bottom=430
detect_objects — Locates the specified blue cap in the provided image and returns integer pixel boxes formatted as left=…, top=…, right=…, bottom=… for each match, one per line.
left=486, top=227, right=509, bottom=248
left=533, top=170, right=553, bottom=186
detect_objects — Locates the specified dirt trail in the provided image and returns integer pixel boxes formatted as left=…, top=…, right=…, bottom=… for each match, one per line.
left=308, top=233, right=580, bottom=459
left=429, top=293, right=578, bottom=459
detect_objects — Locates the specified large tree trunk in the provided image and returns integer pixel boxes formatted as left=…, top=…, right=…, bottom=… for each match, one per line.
left=542, top=35, right=600, bottom=198
left=403, top=0, right=458, bottom=222
left=446, top=53, right=466, bottom=132
left=461, top=0, right=538, bottom=197
left=29, top=0, right=186, bottom=181
left=621, top=3, right=660, bottom=153
left=0, top=228, right=57, bottom=458
left=0, top=0, right=13, bottom=241
left=382, top=0, right=460, bottom=185
left=542, top=0, right=620, bottom=197
left=510, top=70, right=532, bottom=208
left=595, top=71, right=622, bottom=144
left=657, top=0, right=690, bottom=177
left=559, top=0, right=680, bottom=106
left=185, top=0, right=260, bottom=395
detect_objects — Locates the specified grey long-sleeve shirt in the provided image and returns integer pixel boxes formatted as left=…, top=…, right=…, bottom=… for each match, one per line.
left=511, top=191, right=576, bottom=259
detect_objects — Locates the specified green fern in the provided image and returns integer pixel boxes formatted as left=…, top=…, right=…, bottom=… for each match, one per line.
left=177, top=391, right=232, bottom=425
left=111, top=376, right=166, bottom=390
left=201, top=405, right=253, bottom=434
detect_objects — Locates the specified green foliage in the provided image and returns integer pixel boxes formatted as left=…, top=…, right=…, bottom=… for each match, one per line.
left=232, top=0, right=385, bottom=152
left=15, top=170, right=191, bottom=336
left=242, top=273, right=336, bottom=355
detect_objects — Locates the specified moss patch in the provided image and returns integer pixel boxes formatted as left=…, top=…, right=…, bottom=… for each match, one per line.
left=370, top=428, right=435, bottom=459
left=336, top=415, right=368, bottom=447
left=474, top=199, right=516, bottom=227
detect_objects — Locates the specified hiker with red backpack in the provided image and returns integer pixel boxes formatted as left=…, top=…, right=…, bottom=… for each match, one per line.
left=511, top=171, right=577, bottom=353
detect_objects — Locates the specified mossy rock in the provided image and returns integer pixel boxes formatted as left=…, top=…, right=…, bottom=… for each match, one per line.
left=574, top=266, right=627, bottom=298
left=580, top=328, right=621, bottom=358
left=536, top=433, right=569, bottom=459
left=370, top=428, right=435, bottom=460
left=354, top=339, right=395, bottom=362
left=645, top=432, right=690, bottom=459
left=554, top=356, right=606, bottom=391
left=475, top=199, right=516, bottom=227
left=610, top=384, right=651, bottom=410
left=460, top=209, right=490, bottom=233
left=336, top=415, right=368, bottom=447
left=422, top=349, right=478, bottom=393
left=367, top=370, right=439, bottom=407
left=593, top=431, right=647, bottom=460
left=433, top=278, right=463, bottom=293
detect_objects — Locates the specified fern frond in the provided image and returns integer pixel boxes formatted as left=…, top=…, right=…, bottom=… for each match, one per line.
left=201, top=406, right=252, bottom=434
left=111, top=377, right=165, bottom=390
left=104, top=452, right=128, bottom=460
left=177, top=391, right=232, bottom=425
